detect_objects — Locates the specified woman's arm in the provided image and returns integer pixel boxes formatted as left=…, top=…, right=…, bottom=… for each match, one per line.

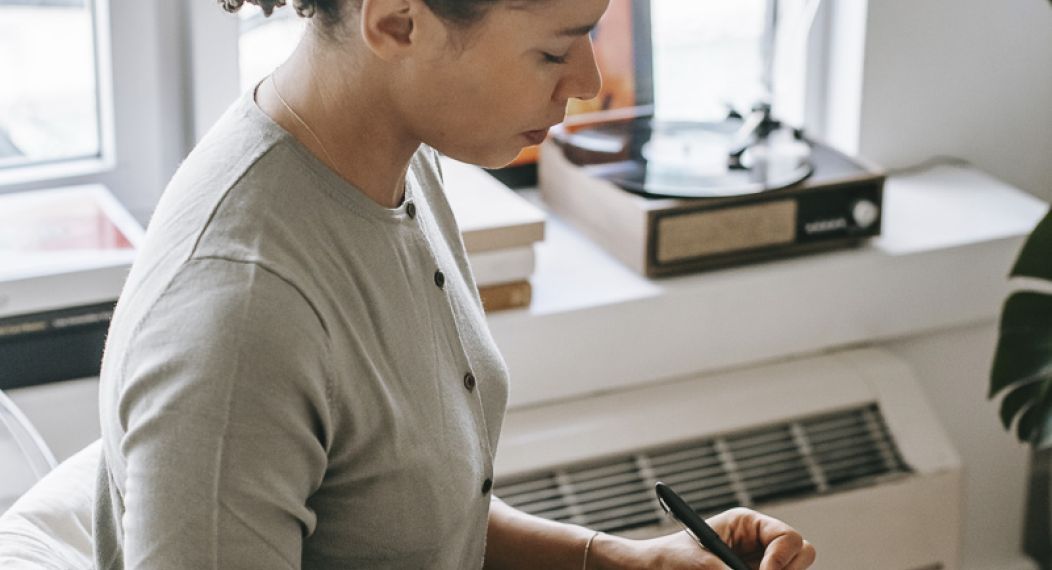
left=111, top=259, right=332, bottom=569
left=483, top=497, right=614, bottom=569
left=484, top=498, right=816, bottom=570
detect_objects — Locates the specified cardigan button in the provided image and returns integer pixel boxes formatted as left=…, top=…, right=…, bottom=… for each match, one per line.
left=406, top=201, right=416, bottom=219
left=463, top=372, right=476, bottom=391
left=481, top=478, right=493, bottom=495
left=434, top=270, right=445, bottom=289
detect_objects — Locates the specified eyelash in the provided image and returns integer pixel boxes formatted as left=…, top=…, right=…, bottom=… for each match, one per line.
left=542, top=52, right=570, bottom=65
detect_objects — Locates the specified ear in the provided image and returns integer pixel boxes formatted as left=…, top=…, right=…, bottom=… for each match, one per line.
left=359, top=0, right=436, bottom=61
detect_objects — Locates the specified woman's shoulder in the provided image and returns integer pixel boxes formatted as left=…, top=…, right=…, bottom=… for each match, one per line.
left=145, top=92, right=296, bottom=249
left=146, top=94, right=360, bottom=273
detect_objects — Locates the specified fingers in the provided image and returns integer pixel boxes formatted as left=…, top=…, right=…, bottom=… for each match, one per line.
left=757, top=531, right=803, bottom=570
left=709, top=508, right=815, bottom=570
left=715, top=508, right=795, bottom=553
left=780, top=539, right=816, bottom=570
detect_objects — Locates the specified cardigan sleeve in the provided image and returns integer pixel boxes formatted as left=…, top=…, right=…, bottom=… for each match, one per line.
left=113, top=257, right=333, bottom=569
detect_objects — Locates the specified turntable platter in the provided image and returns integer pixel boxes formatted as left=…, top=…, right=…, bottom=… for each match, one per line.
left=554, top=116, right=814, bottom=199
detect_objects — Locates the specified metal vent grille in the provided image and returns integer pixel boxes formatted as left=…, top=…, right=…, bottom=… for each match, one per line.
left=496, top=404, right=911, bottom=534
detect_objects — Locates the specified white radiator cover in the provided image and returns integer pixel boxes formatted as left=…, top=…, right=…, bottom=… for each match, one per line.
left=495, top=347, right=963, bottom=570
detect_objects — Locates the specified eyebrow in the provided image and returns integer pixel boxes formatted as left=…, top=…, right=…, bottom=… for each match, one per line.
left=556, top=22, right=599, bottom=37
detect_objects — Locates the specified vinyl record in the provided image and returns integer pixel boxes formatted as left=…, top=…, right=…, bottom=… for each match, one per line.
left=554, top=116, right=814, bottom=199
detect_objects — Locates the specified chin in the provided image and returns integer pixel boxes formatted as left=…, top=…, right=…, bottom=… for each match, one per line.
left=438, top=144, right=524, bottom=170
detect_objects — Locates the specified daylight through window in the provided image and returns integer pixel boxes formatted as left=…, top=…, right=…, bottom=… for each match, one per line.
left=238, top=4, right=306, bottom=94
left=0, top=0, right=100, bottom=171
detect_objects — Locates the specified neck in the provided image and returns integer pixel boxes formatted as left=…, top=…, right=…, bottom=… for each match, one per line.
left=258, top=32, right=420, bottom=209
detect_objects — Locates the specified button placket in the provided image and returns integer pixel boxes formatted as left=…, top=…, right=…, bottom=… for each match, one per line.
left=412, top=210, right=495, bottom=474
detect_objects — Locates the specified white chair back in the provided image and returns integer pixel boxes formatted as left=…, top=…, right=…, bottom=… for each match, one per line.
left=0, top=439, right=99, bottom=569
left=0, top=389, right=58, bottom=513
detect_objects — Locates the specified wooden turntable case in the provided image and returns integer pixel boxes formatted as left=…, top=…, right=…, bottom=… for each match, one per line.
left=538, top=137, right=886, bottom=277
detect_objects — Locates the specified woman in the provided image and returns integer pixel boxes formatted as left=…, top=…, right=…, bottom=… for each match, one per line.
left=92, top=0, right=817, bottom=568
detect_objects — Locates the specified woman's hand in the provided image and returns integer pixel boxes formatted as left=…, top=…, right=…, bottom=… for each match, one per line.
left=594, top=507, right=816, bottom=570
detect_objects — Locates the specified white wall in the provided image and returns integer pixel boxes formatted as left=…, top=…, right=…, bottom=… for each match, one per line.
left=854, top=0, right=1052, bottom=202
left=819, top=5, right=1052, bottom=560
left=886, top=322, right=1036, bottom=570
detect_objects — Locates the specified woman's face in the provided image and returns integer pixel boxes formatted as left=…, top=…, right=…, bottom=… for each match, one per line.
left=397, top=0, right=609, bottom=168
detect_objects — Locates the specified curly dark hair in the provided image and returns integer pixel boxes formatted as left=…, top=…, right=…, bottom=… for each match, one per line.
left=218, top=0, right=514, bottom=28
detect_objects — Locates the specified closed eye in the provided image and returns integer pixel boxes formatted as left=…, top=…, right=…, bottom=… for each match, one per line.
left=542, top=52, right=570, bottom=65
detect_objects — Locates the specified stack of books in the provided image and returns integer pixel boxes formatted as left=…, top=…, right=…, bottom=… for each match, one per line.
left=0, top=185, right=143, bottom=390
left=440, top=157, right=546, bottom=313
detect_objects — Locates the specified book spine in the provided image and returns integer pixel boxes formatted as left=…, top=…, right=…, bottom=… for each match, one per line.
left=478, top=281, right=532, bottom=313
left=469, top=246, right=536, bottom=287
left=0, top=301, right=116, bottom=390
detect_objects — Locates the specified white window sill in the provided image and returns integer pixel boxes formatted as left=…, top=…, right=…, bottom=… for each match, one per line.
left=487, top=165, right=1049, bottom=409
left=0, top=157, right=113, bottom=191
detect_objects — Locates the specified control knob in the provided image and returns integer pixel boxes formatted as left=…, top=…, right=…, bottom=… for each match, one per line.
left=851, top=199, right=879, bottom=229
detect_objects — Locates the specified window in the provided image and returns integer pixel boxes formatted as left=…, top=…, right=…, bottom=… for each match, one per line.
left=651, top=0, right=823, bottom=129
left=238, top=5, right=305, bottom=93
left=1, top=0, right=191, bottom=223
left=651, top=0, right=768, bottom=122
left=0, top=0, right=101, bottom=171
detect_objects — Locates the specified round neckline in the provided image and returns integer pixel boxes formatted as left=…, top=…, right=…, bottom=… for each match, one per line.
left=244, top=81, right=417, bottom=224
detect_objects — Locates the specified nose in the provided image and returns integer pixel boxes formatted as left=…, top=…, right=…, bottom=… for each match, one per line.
left=556, top=38, right=603, bottom=103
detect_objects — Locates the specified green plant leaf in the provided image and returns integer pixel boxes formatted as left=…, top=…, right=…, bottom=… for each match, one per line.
left=999, top=382, right=1041, bottom=431
left=990, top=205, right=1052, bottom=448
left=1016, top=399, right=1042, bottom=443
left=1011, top=207, right=1052, bottom=280
left=1015, top=383, right=1052, bottom=447
left=989, top=292, right=1052, bottom=399
left=1038, top=410, right=1052, bottom=450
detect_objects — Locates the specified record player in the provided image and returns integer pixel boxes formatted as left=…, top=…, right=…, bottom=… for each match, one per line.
left=536, top=0, right=886, bottom=278
left=539, top=108, right=885, bottom=278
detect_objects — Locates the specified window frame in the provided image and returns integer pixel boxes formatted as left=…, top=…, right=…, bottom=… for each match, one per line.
left=0, top=0, right=115, bottom=187
left=0, top=0, right=195, bottom=224
left=186, top=0, right=240, bottom=145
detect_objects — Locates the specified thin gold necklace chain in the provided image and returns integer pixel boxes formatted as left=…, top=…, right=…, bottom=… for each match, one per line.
left=270, top=73, right=340, bottom=172
left=270, top=72, right=409, bottom=206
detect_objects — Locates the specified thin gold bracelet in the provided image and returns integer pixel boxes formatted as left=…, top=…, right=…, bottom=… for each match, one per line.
left=582, top=530, right=601, bottom=570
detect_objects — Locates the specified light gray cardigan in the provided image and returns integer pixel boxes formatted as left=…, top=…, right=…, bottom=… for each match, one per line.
left=93, top=91, right=510, bottom=569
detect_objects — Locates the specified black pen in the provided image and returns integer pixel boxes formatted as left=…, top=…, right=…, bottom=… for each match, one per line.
left=655, top=482, right=751, bottom=570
